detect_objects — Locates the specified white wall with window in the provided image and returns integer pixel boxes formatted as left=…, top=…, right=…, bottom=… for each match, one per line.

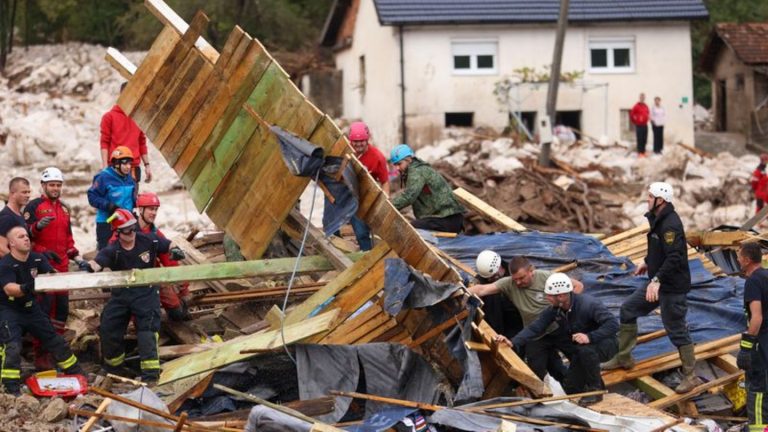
left=588, top=38, right=635, bottom=73
left=451, top=40, right=498, bottom=75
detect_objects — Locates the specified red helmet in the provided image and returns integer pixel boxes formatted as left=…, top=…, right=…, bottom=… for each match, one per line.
left=137, top=192, right=160, bottom=208
left=107, top=208, right=137, bottom=231
left=348, top=121, right=369, bottom=141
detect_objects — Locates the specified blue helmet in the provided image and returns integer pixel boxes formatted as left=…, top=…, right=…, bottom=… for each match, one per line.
left=390, top=144, right=414, bottom=164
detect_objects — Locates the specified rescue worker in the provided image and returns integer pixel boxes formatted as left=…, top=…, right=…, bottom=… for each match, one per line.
left=81, top=209, right=185, bottom=382
left=473, top=250, right=522, bottom=340
left=497, top=273, right=618, bottom=406
left=25, top=167, right=80, bottom=369
left=134, top=192, right=191, bottom=321
left=88, top=146, right=137, bottom=250
left=0, top=177, right=31, bottom=257
left=736, top=241, right=768, bottom=430
left=390, top=144, right=465, bottom=233
left=602, top=182, right=703, bottom=393
left=470, top=256, right=584, bottom=380
left=0, top=226, right=82, bottom=395
left=751, top=154, right=768, bottom=213
left=346, top=121, right=390, bottom=250
left=100, top=82, right=152, bottom=184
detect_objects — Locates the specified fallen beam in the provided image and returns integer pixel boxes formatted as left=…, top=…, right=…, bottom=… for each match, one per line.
left=648, top=371, right=743, bottom=409
left=35, top=253, right=364, bottom=292
left=453, top=187, right=527, bottom=232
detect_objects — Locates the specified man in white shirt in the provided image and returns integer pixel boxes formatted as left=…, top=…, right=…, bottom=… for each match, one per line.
left=651, top=96, right=666, bottom=154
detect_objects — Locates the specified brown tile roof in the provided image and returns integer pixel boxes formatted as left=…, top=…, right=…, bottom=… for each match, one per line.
left=715, top=22, right=768, bottom=65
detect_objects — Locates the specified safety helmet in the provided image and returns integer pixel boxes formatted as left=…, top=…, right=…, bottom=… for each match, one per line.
left=41, top=167, right=64, bottom=183
left=349, top=121, right=370, bottom=141
left=136, top=192, right=160, bottom=208
left=648, top=182, right=673, bottom=203
left=544, top=273, right=573, bottom=295
left=476, top=250, right=502, bottom=278
left=110, top=146, right=134, bottom=162
left=107, top=208, right=137, bottom=231
left=390, top=144, right=414, bottom=164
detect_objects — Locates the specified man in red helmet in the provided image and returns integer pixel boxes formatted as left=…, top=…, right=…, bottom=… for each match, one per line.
left=346, top=121, right=390, bottom=250
left=81, top=209, right=185, bottom=382
left=100, top=82, right=152, bottom=184
left=25, top=167, right=81, bottom=369
left=135, top=192, right=192, bottom=321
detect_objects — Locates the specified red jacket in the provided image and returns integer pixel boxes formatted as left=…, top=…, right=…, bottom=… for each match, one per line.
left=630, top=102, right=650, bottom=126
left=358, top=145, right=389, bottom=185
left=100, top=105, right=148, bottom=167
left=25, top=196, right=77, bottom=273
left=752, top=167, right=768, bottom=202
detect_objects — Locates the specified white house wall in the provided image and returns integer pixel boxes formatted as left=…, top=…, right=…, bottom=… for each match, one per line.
left=334, top=1, right=696, bottom=152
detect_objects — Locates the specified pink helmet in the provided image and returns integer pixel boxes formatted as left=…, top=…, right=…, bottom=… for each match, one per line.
left=348, top=121, right=369, bottom=141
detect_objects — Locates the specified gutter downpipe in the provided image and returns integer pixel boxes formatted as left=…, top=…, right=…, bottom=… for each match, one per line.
left=399, top=25, right=407, bottom=144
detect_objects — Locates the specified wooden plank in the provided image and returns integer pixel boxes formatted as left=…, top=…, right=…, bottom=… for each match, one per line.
left=634, top=376, right=676, bottom=400
left=286, top=209, right=353, bottom=270
left=351, top=315, right=397, bottom=344
left=588, top=393, right=699, bottom=432
left=105, top=48, right=137, bottom=80
left=264, top=304, right=286, bottom=331
left=465, top=341, right=491, bottom=352
left=687, top=230, right=754, bottom=248
left=159, top=309, right=338, bottom=384
left=453, top=187, right=527, bottom=232
left=145, top=0, right=219, bottom=62
left=710, top=354, right=739, bottom=373
left=601, top=224, right=650, bottom=246
left=321, top=303, right=383, bottom=344
left=36, top=253, right=364, bottom=292
left=649, top=371, right=743, bottom=409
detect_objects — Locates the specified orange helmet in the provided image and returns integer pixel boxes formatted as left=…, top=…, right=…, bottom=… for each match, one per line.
left=110, top=146, right=134, bottom=162
left=136, top=192, right=160, bottom=208
left=107, top=208, right=137, bottom=231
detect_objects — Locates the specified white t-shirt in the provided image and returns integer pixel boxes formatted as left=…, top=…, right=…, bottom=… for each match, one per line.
left=651, top=106, right=666, bottom=126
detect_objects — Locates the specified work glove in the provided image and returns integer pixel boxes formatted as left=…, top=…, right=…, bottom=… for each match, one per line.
left=78, top=260, right=94, bottom=273
left=20, top=280, right=35, bottom=296
left=43, top=251, right=62, bottom=264
left=169, top=247, right=185, bottom=261
left=36, top=216, right=55, bottom=231
left=66, top=247, right=79, bottom=259
left=737, top=333, right=758, bottom=372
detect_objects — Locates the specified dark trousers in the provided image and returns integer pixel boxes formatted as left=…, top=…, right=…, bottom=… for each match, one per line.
left=411, top=213, right=464, bottom=233
left=483, top=294, right=523, bottom=340
left=100, top=288, right=161, bottom=380
left=652, top=125, right=664, bottom=154
left=96, top=222, right=113, bottom=251
left=0, top=304, right=79, bottom=391
left=620, top=287, right=692, bottom=347
left=746, top=333, right=768, bottom=429
left=525, top=337, right=569, bottom=382
left=350, top=216, right=373, bottom=251
left=636, top=125, right=648, bottom=154
left=526, top=333, right=617, bottom=393
left=37, top=292, right=69, bottom=324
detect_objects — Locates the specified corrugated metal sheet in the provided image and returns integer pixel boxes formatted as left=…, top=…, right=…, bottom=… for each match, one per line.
left=374, top=0, right=708, bottom=25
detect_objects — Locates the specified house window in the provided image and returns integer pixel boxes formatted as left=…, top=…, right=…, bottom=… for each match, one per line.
left=452, top=40, right=497, bottom=75
left=446, top=112, right=474, bottom=127
left=589, top=38, right=635, bottom=73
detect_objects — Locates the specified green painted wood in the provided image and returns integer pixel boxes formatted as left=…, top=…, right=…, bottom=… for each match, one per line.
left=35, top=252, right=365, bottom=292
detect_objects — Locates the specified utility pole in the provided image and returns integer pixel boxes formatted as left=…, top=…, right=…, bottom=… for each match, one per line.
left=540, top=0, right=569, bottom=167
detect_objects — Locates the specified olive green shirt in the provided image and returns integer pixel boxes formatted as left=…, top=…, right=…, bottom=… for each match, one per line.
left=496, top=270, right=553, bottom=327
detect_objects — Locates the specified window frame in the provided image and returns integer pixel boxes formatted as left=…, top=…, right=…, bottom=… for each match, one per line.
left=451, top=40, right=498, bottom=76
left=588, top=38, right=635, bottom=74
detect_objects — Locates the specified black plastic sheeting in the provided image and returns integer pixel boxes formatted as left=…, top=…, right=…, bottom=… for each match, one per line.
left=436, top=231, right=746, bottom=361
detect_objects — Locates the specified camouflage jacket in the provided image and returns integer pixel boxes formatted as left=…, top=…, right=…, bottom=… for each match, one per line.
left=391, top=159, right=465, bottom=219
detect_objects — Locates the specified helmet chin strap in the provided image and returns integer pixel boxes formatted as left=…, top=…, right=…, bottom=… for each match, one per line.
left=650, top=197, right=663, bottom=214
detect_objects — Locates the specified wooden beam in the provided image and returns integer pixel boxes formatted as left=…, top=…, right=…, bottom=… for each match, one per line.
left=453, top=188, right=527, bottom=232
left=35, top=253, right=364, bottom=292
left=159, top=309, right=338, bottom=384
left=633, top=376, right=675, bottom=400
left=145, top=0, right=218, bottom=63
left=648, top=371, right=743, bottom=409
left=286, top=208, right=353, bottom=270
left=105, top=47, right=137, bottom=80
left=687, top=230, right=754, bottom=248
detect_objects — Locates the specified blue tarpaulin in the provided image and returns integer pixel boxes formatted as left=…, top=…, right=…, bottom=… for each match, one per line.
left=437, top=231, right=745, bottom=361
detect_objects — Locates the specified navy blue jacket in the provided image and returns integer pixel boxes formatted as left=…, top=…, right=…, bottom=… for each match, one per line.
left=645, top=203, right=691, bottom=294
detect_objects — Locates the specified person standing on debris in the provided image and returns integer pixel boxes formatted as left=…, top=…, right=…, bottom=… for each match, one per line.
left=100, top=82, right=152, bottom=185
left=81, top=209, right=185, bottom=382
left=650, top=96, right=666, bottom=155
left=497, top=273, right=618, bottom=406
left=134, top=192, right=192, bottom=321
left=0, top=226, right=83, bottom=395
left=470, top=256, right=584, bottom=380
left=389, top=144, right=465, bottom=233
left=0, top=178, right=31, bottom=257
left=346, top=121, right=390, bottom=251
left=631, top=93, right=650, bottom=157
left=751, top=154, right=768, bottom=213
left=88, top=146, right=137, bottom=250
left=736, top=242, right=768, bottom=429
left=602, top=182, right=703, bottom=393
left=25, top=167, right=81, bottom=369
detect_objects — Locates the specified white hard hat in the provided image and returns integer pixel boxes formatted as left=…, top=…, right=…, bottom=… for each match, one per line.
left=41, top=167, right=64, bottom=183
left=648, top=182, right=673, bottom=203
left=476, top=250, right=502, bottom=278
left=544, top=273, right=573, bottom=295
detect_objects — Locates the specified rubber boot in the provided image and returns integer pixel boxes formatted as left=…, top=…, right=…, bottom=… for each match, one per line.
left=601, top=323, right=637, bottom=370
left=675, top=344, right=704, bottom=393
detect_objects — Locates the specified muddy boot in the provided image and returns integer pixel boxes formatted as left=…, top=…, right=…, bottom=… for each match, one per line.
left=675, top=344, right=704, bottom=393
left=601, top=323, right=637, bottom=370
left=578, top=393, right=604, bottom=407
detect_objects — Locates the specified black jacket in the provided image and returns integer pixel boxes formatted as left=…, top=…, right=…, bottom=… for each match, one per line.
left=512, top=294, right=618, bottom=347
left=645, top=203, right=690, bottom=294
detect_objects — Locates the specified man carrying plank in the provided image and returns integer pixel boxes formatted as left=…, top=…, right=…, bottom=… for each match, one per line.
left=81, top=209, right=184, bottom=383
left=0, top=226, right=82, bottom=395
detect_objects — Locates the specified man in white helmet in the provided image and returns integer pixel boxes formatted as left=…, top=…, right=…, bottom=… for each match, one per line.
left=602, top=182, right=702, bottom=393
left=497, top=273, right=618, bottom=406
left=474, top=250, right=523, bottom=341
left=470, top=256, right=584, bottom=381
